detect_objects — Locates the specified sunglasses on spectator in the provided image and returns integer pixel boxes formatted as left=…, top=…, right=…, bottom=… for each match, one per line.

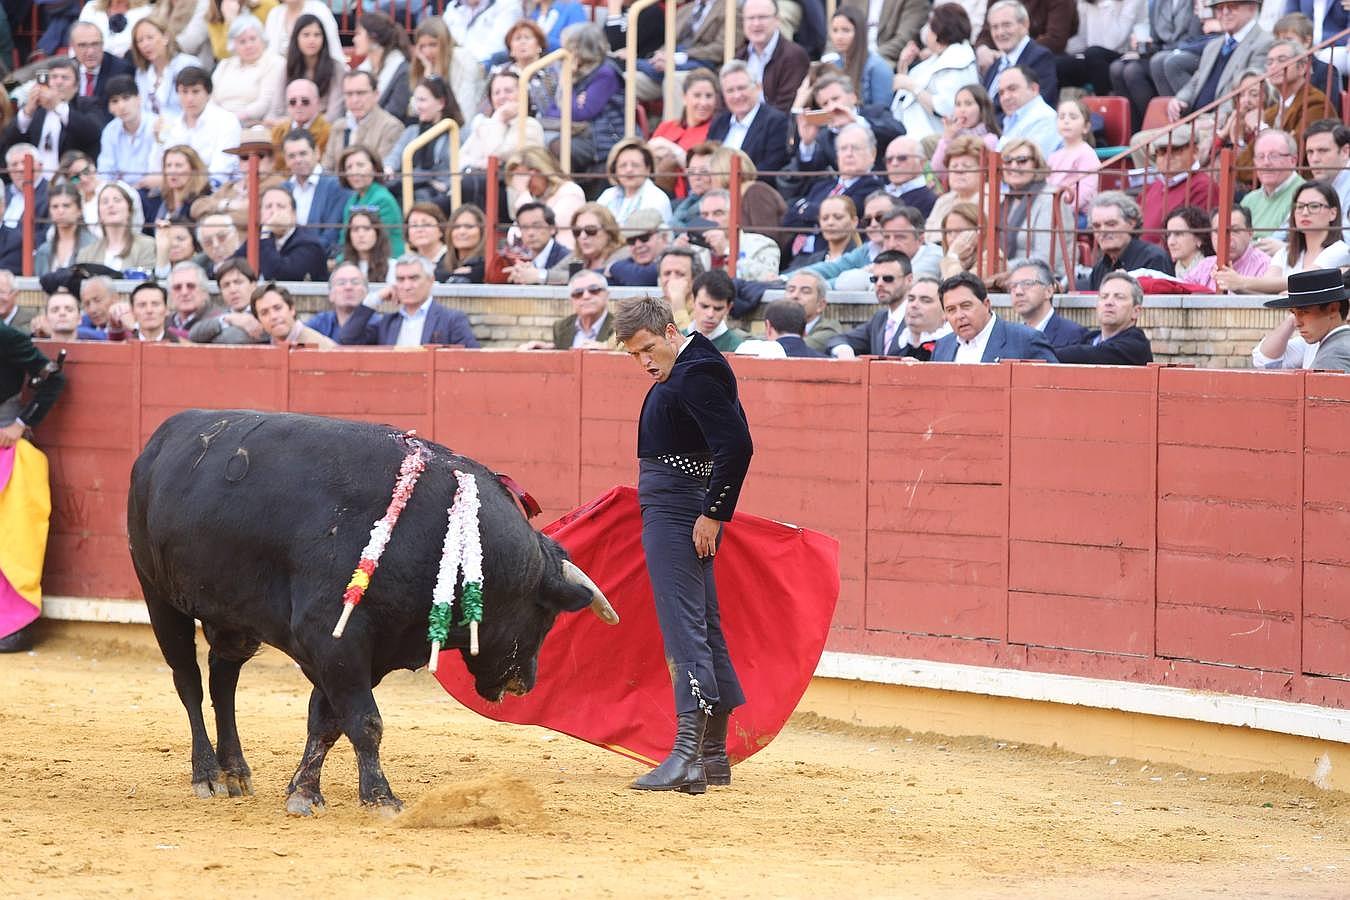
left=869, top=274, right=899, bottom=284
left=288, top=97, right=313, bottom=106
left=570, top=285, right=605, bottom=298
left=860, top=214, right=889, bottom=226
left=625, top=232, right=655, bottom=246
left=573, top=224, right=602, bottom=238
left=885, top=154, right=918, bottom=164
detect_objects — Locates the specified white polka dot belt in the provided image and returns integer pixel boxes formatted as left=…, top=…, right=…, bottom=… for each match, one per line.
left=646, top=454, right=714, bottom=480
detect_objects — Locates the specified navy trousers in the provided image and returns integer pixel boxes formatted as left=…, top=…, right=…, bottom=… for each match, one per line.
left=638, top=459, right=745, bottom=717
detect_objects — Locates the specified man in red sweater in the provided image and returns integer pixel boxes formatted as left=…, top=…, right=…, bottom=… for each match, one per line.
left=1140, top=124, right=1219, bottom=246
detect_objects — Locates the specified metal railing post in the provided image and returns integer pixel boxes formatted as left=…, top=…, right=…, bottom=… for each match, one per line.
left=983, top=150, right=1002, bottom=278
left=20, top=156, right=33, bottom=277
left=245, top=153, right=260, bottom=272
left=1215, top=147, right=1235, bottom=273
left=624, top=0, right=662, bottom=138
left=724, top=0, right=737, bottom=64
left=485, top=155, right=500, bottom=277
left=401, top=118, right=461, bottom=213
left=727, top=154, right=741, bottom=279
left=519, top=48, right=573, bottom=173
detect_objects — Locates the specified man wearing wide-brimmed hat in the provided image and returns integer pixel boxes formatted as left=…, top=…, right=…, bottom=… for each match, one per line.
left=1260, top=268, right=1350, bottom=371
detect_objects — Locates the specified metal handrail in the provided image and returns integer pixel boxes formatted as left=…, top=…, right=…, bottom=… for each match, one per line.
left=519, top=48, right=574, bottom=173
left=724, top=0, right=738, bottom=64
left=727, top=153, right=741, bottom=279
left=20, top=157, right=33, bottom=277
left=624, top=0, right=664, bottom=138
left=401, top=118, right=461, bottom=213
left=1095, top=24, right=1350, bottom=174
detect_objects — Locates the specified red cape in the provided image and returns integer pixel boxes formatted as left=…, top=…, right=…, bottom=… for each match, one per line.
left=433, top=486, right=840, bottom=767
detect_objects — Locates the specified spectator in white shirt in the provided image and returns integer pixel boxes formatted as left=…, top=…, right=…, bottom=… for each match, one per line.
left=443, top=0, right=524, bottom=66
left=153, top=66, right=242, bottom=187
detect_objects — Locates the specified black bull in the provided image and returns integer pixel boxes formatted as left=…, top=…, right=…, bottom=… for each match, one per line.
left=128, top=410, right=618, bottom=815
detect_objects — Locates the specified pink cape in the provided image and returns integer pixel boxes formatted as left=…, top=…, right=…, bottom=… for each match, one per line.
left=433, top=486, right=840, bottom=767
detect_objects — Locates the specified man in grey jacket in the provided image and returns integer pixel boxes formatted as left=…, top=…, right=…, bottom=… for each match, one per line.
left=1262, top=268, right=1350, bottom=372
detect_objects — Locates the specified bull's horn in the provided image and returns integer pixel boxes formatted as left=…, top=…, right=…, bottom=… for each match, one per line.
left=562, top=560, right=619, bottom=625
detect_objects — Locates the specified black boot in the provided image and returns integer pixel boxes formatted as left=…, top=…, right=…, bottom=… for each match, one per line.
left=0, top=622, right=36, bottom=653
left=631, top=711, right=708, bottom=794
left=702, top=708, right=731, bottom=786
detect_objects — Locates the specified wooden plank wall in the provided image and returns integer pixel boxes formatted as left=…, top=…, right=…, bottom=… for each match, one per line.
left=27, top=343, right=1350, bottom=709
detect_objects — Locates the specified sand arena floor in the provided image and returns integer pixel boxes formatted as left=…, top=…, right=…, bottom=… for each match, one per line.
left=2, top=622, right=1349, bottom=900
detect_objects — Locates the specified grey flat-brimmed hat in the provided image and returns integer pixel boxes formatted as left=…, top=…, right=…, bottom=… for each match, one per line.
left=1265, top=268, right=1350, bottom=308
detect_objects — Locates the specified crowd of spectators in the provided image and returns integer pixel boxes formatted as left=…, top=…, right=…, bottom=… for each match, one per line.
left=0, top=0, right=1345, bottom=362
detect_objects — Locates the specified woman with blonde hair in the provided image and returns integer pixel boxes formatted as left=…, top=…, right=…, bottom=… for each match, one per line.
left=999, top=137, right=1067, bottom=285
left=144, top=144, right=210, bottom=222
left=77, top=0, right=154, bottom=58
left=939, top=202, right=986, bottom=279
left=505, top=145, right=585, bottom=248
left=926, top=135, right=986, bottom=244
left=546, top=202, right=627, bottom=283
left=411, top=17, right=483, bottom=126
left=77, top=181, right=157, bottom=271
left=130, top=16, right=195, bottom=116
left=206, top=0, right=277, bottom=60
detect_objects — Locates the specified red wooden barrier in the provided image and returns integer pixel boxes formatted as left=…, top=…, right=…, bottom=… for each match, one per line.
left=27, top=346, right=1350, bottom=711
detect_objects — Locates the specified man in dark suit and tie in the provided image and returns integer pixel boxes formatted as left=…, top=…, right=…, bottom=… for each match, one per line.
left=338, top=255, right=481, bottom=347
left=737, top=0, right=810, bottom=114
left=1007, top=258, right=1089, bottom=347
left=977, top=0, right=1061, bottom=115
left=782, top=121, right=884, bottom=260
left=68, top=21, right=132, bottom=125
left=931, top=271, right=1058, bottom=363
left=1055, top=271, right=1154, bottom=365
left=281, top=130, right=351, bottom=253
left=242, top=187, right=329, bottom=283
left=707, top=61, right=790, bottom=189
left=735, top=299, right=829, bottom=357
left=1167, top=0, right=1271, bottom=121
left=824, top=250, right=913, bottom=358
left=504, top=202, right=571, bottom=285
left=779, top=73, right=904, bottom=205
left=1, top=58, right=102, bottom=165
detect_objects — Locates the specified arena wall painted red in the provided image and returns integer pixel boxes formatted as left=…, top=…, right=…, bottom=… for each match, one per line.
left=32, top=341, right=1350, bottom=711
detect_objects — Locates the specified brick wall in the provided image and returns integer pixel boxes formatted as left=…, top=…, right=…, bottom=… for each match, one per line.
left=16, top=280, right=1287, bottom=368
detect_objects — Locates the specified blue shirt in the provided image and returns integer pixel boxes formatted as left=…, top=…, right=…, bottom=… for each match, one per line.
left=998, top=95, right=1062, bottom=160
left=97, top=115, right=158, bottom=186
left=76, top=313, right=108, bottom=342
left=395, top=298, right=432, bottom=347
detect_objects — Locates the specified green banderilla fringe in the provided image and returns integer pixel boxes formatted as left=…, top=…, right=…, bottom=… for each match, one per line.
left=458, top=582, right=483, bottom=627
left=427, top=603, right=454, bottom=645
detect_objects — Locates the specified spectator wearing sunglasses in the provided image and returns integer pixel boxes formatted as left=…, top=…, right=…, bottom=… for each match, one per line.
left=546, top=203, right=629, bottom=285
left=825, top=249, right=915, bottom=358
left=519, top=269, right=615, bottom=350
left=606, top=209, right=669, bottom=288
left=268, top=79, right=332, bottom=176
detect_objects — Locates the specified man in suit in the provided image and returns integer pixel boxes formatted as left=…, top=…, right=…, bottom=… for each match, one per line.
left=522, top=269, right=616, bottom=350
left=282, top=130, right=351, bottom=254
left=271, top=80, right=332, bottom=176
left=780, top=73, right=903, bottom=201
left=882, top=136, right=936, bottom=220
left=977, top=0, right=1061, bottom=113
left=782, top=122, right=884, bottom=259
left=1087, top=191, right=1173, bottom=290
left=931, top=271, right=1058, bottom=363
left=995, top=66, right=1062, bottom=158
left=978, top=0, right=1078, bottom=56
left=1007, top=258, right=1089, bottom=347
left=1262, top=268, right=1350, bottom=372
left=841, top=0, right=928, bottom=65
left=505, top=202, right=571, bottom=285
left=321, top=71, right=405, bottom=175
left=734, top=298, right=829, bottom=357
left=68, top=22, right=132, bottom=126
left=893, top=275, right=952, bottom=360
left=339, top=255, right=482, bottom=347
left=2, top=58, right=102, bottom=171
left=1055, top=272, right=1154, bottom=365
left=785, top=269, right=845, bottom=352
left=245, top=187, right=329, bottom=283
left=679, top=0, right=741, bottom=69
left=1168, top=0, right=1272, bottom=121
left=706, top=61, right=790, bottom=186
left=737, top=0, right=810, bottom=114
left=826, top=249, right=913, bottom=358
left=0, top=270, right=31, bottom=333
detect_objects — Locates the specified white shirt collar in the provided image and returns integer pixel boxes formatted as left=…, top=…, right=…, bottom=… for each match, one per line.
left=398, top=296, right=433, bottom=320
left=1230, top=19, right=1257, bottom=44
left=959, top=314, right=997, bottom=349
left=732, top=101, right=762, bottom=128
left=1004, top=35, right=1031, bottom=64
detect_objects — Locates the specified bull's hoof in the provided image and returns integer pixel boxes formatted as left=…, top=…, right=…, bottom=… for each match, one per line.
left=285, top=790, right=326, bottom=817
left=361, top=797, right=403, bottom=819
left=224, top=772, right=254, bottom=798
left=192, top=776, right=230, bottom=799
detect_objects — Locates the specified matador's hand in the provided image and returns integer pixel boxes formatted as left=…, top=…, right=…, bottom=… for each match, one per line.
left=693, top=515, right=722, bottom=559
